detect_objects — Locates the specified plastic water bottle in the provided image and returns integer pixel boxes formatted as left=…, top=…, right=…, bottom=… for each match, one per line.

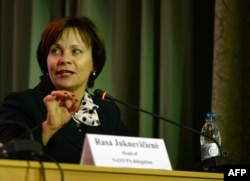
left=200, top=112, right=221, bottom=160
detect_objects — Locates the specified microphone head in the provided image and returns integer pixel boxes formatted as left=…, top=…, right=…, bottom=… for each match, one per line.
left=94, top=89, right=109, bottom=100
left=94, top=89, right=104, bottom=98
left=94, top=89, right=114, bottom=100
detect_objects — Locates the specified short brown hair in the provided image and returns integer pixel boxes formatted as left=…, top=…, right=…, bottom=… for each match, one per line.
left=36, top=16, right=106, bottom=88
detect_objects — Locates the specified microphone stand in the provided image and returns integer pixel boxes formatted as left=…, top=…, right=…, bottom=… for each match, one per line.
left=0, top=120, right=43, bottom=158
left=96, top=90, right=229, bottom=172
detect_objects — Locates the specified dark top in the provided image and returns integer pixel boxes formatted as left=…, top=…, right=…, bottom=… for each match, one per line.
left=0, top=77, right=128, bottom=163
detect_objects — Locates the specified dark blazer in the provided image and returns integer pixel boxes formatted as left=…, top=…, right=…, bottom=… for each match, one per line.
left=0, top=77, right=128, bottom=163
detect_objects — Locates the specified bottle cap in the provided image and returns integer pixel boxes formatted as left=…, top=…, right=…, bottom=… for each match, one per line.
left=205, top=112, right=215, bottom=120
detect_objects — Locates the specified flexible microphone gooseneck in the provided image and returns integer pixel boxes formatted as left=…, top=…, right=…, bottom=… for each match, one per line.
left=0, top=120, right=64, bottom=180
left=94, top=89, right=223, bottom=157
left=0, top=120, right=43, bottom=157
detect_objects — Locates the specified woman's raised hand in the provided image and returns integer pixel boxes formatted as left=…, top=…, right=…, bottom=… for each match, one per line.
left=42, top=90, right=79, bottom=145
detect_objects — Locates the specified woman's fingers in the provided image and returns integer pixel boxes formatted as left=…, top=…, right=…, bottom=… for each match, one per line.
left=44, top=90, right=79, bottom=113
left=51, top=91, right=78, bottom=110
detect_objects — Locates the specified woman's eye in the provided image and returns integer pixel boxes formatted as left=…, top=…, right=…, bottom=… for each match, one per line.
left=72, top=49, right=82, bottom=54
left=50, top=48, right=62, bottom=55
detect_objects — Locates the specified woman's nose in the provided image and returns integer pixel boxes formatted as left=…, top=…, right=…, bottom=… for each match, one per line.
left=58, top=55, right=71, bottom=65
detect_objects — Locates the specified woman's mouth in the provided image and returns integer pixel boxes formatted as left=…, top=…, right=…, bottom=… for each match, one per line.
left=56, top=70, right=74, bottom=76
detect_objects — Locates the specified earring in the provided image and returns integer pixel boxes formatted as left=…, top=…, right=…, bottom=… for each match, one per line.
left=92, top=72, right=96, bottom=76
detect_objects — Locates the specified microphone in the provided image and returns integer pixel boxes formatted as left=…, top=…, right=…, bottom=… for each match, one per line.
left=94, top=89, right=222, bottom=153
left=0, top=121, right=63, bottom=181
left=0, top=120, right=43, bottom=157
left=94, top=89, right=229, bottom=171
left=94, top=89, right=114, bottom=100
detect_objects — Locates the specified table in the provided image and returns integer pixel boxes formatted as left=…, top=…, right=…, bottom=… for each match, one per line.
left=0, top=159, right=223, bottom=181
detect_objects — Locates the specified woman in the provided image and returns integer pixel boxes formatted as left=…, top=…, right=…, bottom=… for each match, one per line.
left=0, top=16, right=128, bottom=163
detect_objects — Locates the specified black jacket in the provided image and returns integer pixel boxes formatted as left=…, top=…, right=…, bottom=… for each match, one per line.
left=0, top=77, right=128, bottom=163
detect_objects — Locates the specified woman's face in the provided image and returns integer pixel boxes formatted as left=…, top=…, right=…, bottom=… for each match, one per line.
left=47, top=28, right=94, bottom=96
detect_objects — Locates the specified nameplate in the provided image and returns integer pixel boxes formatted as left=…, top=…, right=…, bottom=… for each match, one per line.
left=80, top=134, right=172, bottom=170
